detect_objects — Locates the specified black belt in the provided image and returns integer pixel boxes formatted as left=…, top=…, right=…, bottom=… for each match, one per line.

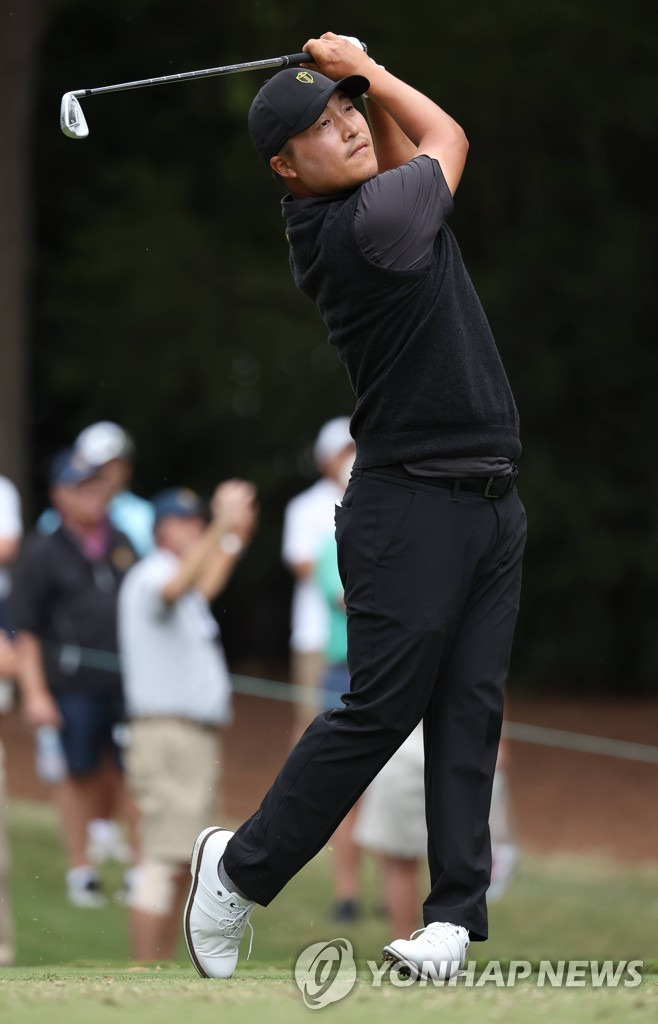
left=369, top=464, right=519, bottom=499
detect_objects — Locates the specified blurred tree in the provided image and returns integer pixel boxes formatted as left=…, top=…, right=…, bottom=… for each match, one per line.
left=16, top=0, right=658, bottom=688
left=0, top=0, right=47, bottom=499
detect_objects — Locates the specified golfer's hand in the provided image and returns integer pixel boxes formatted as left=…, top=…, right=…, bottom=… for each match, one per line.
left=302, top=32, right=374, bottom=81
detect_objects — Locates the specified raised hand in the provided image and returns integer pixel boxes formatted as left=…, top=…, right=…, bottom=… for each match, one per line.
left=301, top=32, right=374, bottom=82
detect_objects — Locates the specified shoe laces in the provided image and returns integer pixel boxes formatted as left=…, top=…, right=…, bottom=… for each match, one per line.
left=410, top=922, right=467, bottom=948
left=219, top=899, right=254, bottom=960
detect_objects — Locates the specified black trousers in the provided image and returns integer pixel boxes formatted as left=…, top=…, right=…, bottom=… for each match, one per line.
left=224, top=468, right=527, bottom=941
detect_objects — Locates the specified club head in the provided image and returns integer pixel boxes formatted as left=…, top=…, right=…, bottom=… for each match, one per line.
left=60, top=92, right=89, bottom=139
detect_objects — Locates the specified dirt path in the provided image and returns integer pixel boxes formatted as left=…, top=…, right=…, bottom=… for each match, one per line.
left=1, top=694, right=656, bottom=864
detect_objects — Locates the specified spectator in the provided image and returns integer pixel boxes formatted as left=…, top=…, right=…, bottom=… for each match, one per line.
left=13, top=449, right=138, bottom=908
left=0, top=475, right=22, bottom=636
left=0, top=633, right=17, bottom=966
left=314, top=532, right=363, bottom=922
left=354, top=733, right=519, bottom=938
left=487, top=740, right=519, bottom=902
left=353, top=725, right=427, bottom=939
left=39, top=422, right=154, bottom=557
left=0, top=474, right=21, bottom=964
left=38, top=423, right=153, bottom=862
left=282, top=418, right=355, bottom=739
left=119, top=482, right=257, bottom=961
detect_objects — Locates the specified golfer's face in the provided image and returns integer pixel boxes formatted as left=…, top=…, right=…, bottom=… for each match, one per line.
left=281, top=92, right=378, bottom=196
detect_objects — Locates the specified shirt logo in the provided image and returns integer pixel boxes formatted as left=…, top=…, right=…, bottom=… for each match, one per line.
left=111, top=545, right=136, bottom=573
left=296, top=71, right=314, bottom=84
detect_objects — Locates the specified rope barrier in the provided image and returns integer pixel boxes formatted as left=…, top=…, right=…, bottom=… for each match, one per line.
left=230, top=673, right=658, bottom=765
left=42, top=646, right=658, bottom=765
left=501, top=720, right=658, bottom=765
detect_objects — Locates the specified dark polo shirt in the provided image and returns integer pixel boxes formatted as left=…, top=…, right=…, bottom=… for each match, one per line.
left=12, top=525, right=137, bottom=694
left=283, top=155, right=521, bottom=472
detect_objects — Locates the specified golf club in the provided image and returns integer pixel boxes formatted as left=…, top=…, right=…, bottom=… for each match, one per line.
left=60, top=38, right=367, bottom=139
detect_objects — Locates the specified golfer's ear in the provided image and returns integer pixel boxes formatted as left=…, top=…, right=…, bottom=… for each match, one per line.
left=270, top=153, right=296, bottom=179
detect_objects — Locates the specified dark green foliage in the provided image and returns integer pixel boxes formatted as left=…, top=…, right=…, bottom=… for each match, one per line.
left=30, top=0, right=658, bottom=688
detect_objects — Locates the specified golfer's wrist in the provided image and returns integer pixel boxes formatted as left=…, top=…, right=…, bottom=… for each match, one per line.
left=363, top=63, right=388, bottom=101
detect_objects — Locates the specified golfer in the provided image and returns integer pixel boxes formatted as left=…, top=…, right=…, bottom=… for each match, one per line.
left=185, top=32, right=526, bottom=981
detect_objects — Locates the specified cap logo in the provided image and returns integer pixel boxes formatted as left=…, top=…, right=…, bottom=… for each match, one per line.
left=296, top=71, right=314, bottom=84
left=178, top=488, right=200, bottom=509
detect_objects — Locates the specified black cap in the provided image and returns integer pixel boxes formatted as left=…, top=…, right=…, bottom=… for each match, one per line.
left=248, top=68, right=370, bottom=162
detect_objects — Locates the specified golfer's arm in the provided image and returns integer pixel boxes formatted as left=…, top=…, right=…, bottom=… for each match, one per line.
left=364, top=96, right=416, bottom=172
left=364, top=65, right=468, bottom=194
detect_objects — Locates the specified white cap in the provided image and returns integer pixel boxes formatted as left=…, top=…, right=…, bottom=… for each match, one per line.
left=313, top=417, right=354, bottom=468
left=74, top=421, right=134, bottom=467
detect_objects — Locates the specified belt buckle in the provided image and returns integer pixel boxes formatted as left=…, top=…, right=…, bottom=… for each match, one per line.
left=483, top=476, right=502, bottom=499
left=483, top=465, right=518, bottom=499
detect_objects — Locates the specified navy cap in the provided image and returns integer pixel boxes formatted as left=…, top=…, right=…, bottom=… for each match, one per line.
left=152, top=487, right=206, bottom=524
left=49, top=448, right=98, bottom=486
left=248, top=67, right=370, bottom=162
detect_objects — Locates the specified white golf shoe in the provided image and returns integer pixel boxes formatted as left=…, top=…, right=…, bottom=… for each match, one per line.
left=382, top=921, right=469, bottom=980
left=183, top=826, right=255, bottom=979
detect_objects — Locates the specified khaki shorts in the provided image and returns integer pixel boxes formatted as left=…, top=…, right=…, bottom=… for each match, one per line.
left=290, top=650, right=327, bottom=742
left=126, top=718, right=222, bottom=864
left=353, top=725, right=427, bottom=859
left=291, top=649, right=326, bottom=708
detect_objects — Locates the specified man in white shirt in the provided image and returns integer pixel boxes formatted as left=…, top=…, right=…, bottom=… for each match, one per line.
left=119, top=480, right=257, bottom=960
left=0, top=475, right=22, bottom=635
left=282, top=418, right=355, bottom=739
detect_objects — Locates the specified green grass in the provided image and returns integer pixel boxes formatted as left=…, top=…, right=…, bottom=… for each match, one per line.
left=1, top=800, right=656, bottom=1023
left=0, top=967, right=656, bottom=1024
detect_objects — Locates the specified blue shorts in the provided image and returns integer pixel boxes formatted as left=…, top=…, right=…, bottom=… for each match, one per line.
left=322, top=664, right=350, bottom=710
left=55, top=691, right=125, bottom=778
left=0, top=598, right=12, bottom=633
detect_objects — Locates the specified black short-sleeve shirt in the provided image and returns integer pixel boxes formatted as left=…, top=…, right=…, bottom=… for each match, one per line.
left=12, top=526, right=137, bottom=694
left=354, top=155, right=454, bottom=270
left=282, top=151, right=521, bottom=467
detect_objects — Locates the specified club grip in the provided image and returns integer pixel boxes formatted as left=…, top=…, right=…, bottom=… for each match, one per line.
left=283, top=53, right=312, bottom=67
left=283, top=39, right=368, bottom=67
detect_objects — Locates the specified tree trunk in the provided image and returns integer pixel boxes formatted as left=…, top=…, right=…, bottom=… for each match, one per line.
left=0, top=1, right=47, bottom=501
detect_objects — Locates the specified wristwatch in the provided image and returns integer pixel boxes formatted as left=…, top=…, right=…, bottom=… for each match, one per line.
left=218, top=532, right=244, bottom=556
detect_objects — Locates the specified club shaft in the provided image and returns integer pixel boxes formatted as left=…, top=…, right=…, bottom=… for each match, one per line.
left=72, top=52, right=311, bottom=100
